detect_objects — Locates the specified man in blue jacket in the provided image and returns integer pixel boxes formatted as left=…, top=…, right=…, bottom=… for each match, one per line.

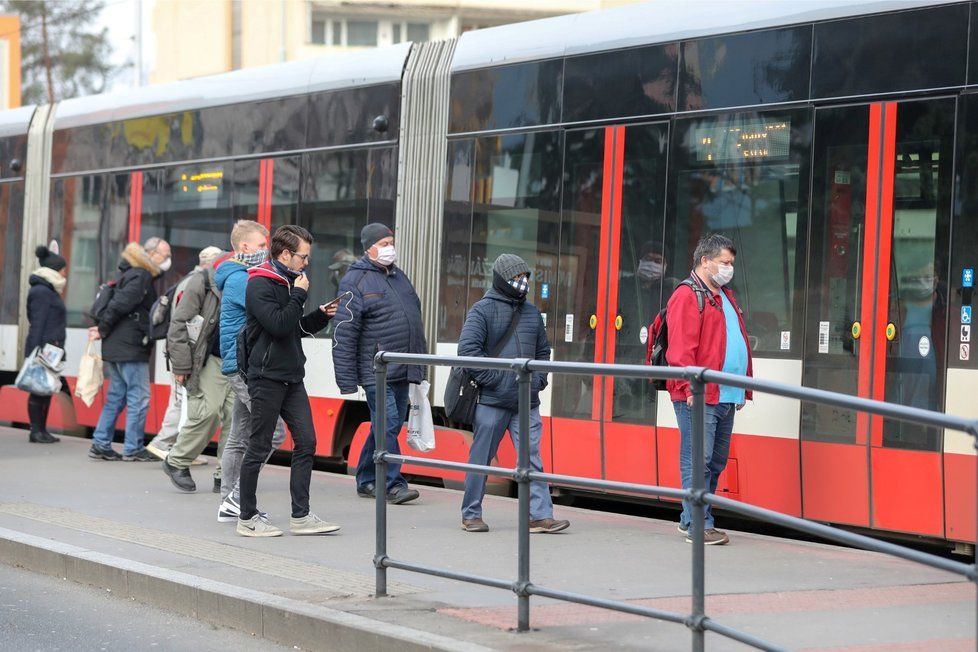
left=214, top=220, right=287, bottom=523
left=456, top=254, right=569, bottom=534
left=332, top=223, right=424, bottom=505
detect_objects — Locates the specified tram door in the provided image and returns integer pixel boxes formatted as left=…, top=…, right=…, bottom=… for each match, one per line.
left=551, top=123, right=669, bottom=484
left=801, top=98, right=955, bottom=536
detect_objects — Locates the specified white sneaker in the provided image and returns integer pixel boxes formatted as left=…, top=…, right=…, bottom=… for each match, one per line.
left=290, top=513, right=341, bottom=536
left=236, top=515, right=282, bottom=537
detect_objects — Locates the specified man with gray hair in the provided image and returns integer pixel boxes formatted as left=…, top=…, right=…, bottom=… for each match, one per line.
left=665, top=233, right=753, bottom=546
left=89, top=237, right=171, bottom=461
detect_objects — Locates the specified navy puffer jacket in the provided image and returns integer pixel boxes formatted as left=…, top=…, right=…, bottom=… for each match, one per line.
left=456, top=272, right=551, bottom=411
left=332, top=257, right=427, bottom=393
left=25, top=273, right=66, bottom=356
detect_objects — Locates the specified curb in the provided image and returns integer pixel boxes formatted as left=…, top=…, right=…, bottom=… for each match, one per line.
left=0, top=526, right=491, bottom=652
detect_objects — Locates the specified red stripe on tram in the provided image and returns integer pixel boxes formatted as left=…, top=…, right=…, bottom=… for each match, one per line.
left=128, top=171, right=143, bottom=243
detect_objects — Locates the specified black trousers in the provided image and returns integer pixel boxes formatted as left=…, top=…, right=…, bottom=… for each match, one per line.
left=238, top=378, right=317, bottom=520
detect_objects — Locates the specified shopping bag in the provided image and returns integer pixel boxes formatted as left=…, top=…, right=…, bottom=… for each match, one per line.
left=74, top=341, right=104, bottom=407
left=15, top=347, right=62, bottom=396
left=406, top=380, right=436, bottom=452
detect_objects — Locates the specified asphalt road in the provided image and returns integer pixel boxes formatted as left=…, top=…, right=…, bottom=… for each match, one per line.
left=0, top=563, right=288, bottom=651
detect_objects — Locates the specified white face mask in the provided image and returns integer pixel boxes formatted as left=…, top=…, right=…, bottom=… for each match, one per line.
left=375, top=245, right=397, bottom=267
left=637, top=260, right=664, bottom=282
left=159, top=256, right=172, bottom=273
left=710, top=262, right=734, bottom=286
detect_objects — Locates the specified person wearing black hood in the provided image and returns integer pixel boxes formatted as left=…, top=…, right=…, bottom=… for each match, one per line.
left=332, top=223, right=425, bottom=505
left=24, top=244, right=68, bottom=444
left=456, top=254, right=570, bottom=534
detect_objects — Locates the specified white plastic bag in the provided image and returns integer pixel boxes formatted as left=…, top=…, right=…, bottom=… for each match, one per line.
left=74, top=341, right=103, bottom=407
left=406, top=380, right=436, bottom=452
left=15, top=347, right=62, bottom=396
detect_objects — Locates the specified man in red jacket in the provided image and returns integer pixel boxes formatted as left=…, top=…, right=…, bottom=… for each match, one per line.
left=665, top=234, right=753, bottom=546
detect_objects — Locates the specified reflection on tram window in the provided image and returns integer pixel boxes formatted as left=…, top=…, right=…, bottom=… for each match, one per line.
left=48, top=174, right=128, bottom=327
left=449, top=61, right=563, bottom=133
left=299, top=147, right=396, bottom=335
left=0, top=181, right=24, bottom=324
left=469, top=131, right=560, bottom=343
left=230, top=157, right=300, bottom=228
left=141, top=165, right=233, bottom=288
left=667, top=109, right=811, bottom=357
left=438, top=139, right=474, bottom=342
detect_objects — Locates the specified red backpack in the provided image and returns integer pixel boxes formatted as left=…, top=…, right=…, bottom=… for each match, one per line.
left=645, top=279, right=710, bottom=391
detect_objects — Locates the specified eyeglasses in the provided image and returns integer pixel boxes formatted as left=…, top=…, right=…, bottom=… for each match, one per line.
left=289, top=251, right=310, bottom=263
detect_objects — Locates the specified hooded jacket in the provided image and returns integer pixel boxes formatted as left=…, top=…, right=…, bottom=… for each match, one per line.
left=457, top=272, right=550, bottom=411
left=243, top=261, right=331, bottom=383
left=665, top=271, right=754, bottom=405
left=215, top=257, right=249, bottom=375
left=166, top=263, right=222, bottom=394
left=98, top=242, right=161, bottom=363
left=331, top=256, right=427, bottom=394
left=25, top=268, right=67, bottom=356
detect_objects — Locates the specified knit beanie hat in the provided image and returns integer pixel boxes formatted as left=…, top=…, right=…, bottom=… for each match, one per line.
left=492, top=253, right=529, bottom=280
left=361, top=223, right=393, bottom=251
left=35, top=245, right=66, bottom=272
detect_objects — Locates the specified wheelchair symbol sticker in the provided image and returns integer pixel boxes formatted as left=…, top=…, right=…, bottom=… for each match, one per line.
left=963, top=306, right=972, bottom=324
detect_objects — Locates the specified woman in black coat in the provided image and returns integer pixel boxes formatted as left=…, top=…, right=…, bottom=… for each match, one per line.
left=24, top=245, right=68, bottom=444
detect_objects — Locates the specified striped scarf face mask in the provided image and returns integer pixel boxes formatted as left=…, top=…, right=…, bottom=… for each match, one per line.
left=237, top=248, right=268, bottom=267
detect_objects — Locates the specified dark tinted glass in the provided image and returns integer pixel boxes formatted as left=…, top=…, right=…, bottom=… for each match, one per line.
left=0, top=181, right=24, bottom=323
left=0, top=135, right=27, bottom=179
left=269, top=156, right=301, bottom=228
left=680, top=26, right=811, bottom=111
left=231, top=159, right=261, bottom=221
left=563, top=44, right=678, bottom=123
left=306, top=84, right=401, bottom=148
left=449, top=60, right=563, bottom=133
left=812, top=4, right=968, bottom=98
left=970, top=4, right=978, bottom=85
left=51, top=125, right=111, bottom=175
left=951, top=93, right=978, bottom=371
left=231, top=96, right=307, bottom=155
left=438, top=139, right=474, bottom=341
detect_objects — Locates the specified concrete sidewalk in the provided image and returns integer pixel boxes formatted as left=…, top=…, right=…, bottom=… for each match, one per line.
left=0, top=427, right=972, bottom=651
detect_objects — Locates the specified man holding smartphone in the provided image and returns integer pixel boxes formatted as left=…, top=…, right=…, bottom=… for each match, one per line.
left=236, top=225, right=339, bottom=537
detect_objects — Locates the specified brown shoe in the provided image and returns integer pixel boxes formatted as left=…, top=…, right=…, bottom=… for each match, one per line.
left=685, top=528, right=729, bottom=545
left=461, top=518, right=489, bottom=532
left=529, top=518, right=570, bottom=534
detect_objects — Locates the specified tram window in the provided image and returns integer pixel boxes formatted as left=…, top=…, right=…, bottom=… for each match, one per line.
left=563, top=44, right=678, bottom=123
left=299, top=147, right=396, bottom=325
left=679, top=26, right=811, bottom=112
left=0, top=135, right=26, bottom=180
left=51, top=125, right=110, bottom=175
left=231, top=159, right=260, bottom=221
left=666, top=109, right=812, bottom=357
left=449, top=60, right=563, bottom=134
left=140, top=165, right=233, bottom=288
left=812, top=3, right=967, bottom=99
left=231, top=97, right=307, bottom=156
left=439, top=139, right=474, bottom=343
left=307, top=84, right=401, bottom=149
left=0, top=181, right=24, bottom=324
left=468, top=131, right=560, bottom=346
left=229, top=157, right=299, bottom=228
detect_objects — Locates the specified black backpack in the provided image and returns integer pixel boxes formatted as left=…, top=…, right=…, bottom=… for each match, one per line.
left=88, top=280, right=117, bottom=326
left=646, top=279, right=712, bottom=391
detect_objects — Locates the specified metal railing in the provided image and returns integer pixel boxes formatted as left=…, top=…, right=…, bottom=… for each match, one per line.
left=371, top=352, right=978, bottom=651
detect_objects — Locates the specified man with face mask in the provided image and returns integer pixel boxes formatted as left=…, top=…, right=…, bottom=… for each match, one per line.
left=332, top=223, right=425, bottom=504
left=456, top=254, right=570, bottom=533
left=89, top=237, right=171, bottom=462
left=665, top=233, right=753, bottom=546
left=236, top=225, right=339, bottom=537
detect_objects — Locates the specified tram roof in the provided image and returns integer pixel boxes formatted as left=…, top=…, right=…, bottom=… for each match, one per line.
left=451, top=0, right=962, bottom=71
left=52, top=42, right=412, bottom=131
left=0, top=105, right=36, bottom=138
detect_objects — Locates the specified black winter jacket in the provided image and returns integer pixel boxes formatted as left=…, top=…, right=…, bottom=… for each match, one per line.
left=244, top=261, right=331, bottom=384
left=98, top=243, right=161, bottom=363
left=456, top=273, right=551, bottom=411
left=25, top=273, right=66, bottom=356
left=332, top=257, right=427, bottom=393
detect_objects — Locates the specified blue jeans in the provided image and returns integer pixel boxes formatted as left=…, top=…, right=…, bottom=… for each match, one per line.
left=357, top=381, right=409, bottom=492
left=461, top=404, right=553, bottom=521
left=92, top=361, right=150, bottom=456
left=674, top=401, right=735, bottom=531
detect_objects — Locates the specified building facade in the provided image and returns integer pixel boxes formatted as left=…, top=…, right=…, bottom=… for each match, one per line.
left=150, top=0, right=642, bottom=83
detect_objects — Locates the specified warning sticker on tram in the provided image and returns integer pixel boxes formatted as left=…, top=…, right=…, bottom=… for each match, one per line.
left=963, top=306, right=972, bottom=324
left=961, top=343, right=970, bottom=361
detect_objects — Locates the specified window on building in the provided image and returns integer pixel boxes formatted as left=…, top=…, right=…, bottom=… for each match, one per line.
left=347, top=20, right=378, bottom=46
left=332, top=21, right=343, bottom=45
left=406, top=22, right=429, bottom=43
left=392, top=23, right=401, bottom=44
left=311, top=18, right=326, bottom=44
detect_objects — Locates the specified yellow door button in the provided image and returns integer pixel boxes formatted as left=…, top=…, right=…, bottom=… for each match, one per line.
left=615, top=315, right=623, bottom=331
left=589, top=314, right=597, bottom=329
left=851, top=321, right=861, bottom=339
left=885, top=323, right=897, bottom=341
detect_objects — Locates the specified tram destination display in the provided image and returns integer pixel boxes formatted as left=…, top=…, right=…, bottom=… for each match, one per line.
left=693, top=118, right=791, bottom=163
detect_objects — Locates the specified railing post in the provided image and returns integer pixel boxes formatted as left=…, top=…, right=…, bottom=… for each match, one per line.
left=690, top=375, right=706, bottom=652
left=516, top=361, right=532, bottom=632
left=374, top=353, right=389, bottom=598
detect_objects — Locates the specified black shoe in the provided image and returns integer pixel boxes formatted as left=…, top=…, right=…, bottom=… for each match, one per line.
left=29, top=430, right=58, bottom=444
left=40, top=430, right=60, bottom=443
left=162, top=458, right=196, bottom=492
left=123, top=449, right=156, bottom=462
left=213, top=477, right=221, bottom=494
left=387, top=485, right=420, bottom=505
left=356, top=482, right=376, bottom=498
left=88, top=445, right=122, bottom=461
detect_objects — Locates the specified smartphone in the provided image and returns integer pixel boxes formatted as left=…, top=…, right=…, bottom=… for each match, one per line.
left=323, top=296, right=342, bottom=309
